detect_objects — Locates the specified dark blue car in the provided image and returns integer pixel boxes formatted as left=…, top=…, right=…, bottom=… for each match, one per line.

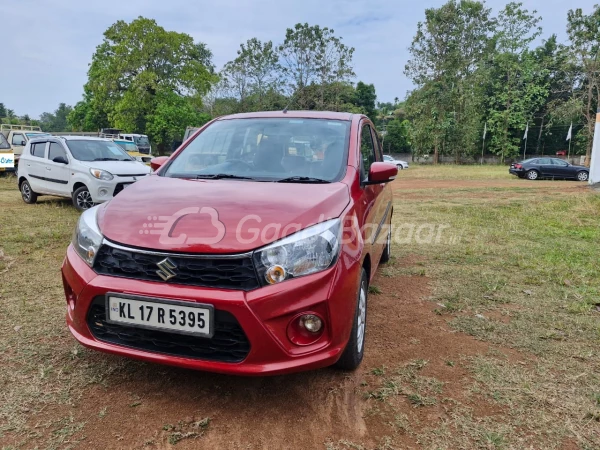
left=509, top=157, right=589, bottom=181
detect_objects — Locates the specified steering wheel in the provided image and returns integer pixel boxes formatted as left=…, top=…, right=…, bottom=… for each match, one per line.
left=225, top=159, right=254, bottom=172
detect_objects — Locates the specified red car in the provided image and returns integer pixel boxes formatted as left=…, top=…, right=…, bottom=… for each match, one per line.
left=62, top=111, right=397, bottom=375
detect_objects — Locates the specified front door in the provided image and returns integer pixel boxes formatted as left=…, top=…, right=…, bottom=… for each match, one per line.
left=44, top=142, right=71, bottom=195
left=359, top=122, right=386, bottom=272
left=549, top=158, right=572, bottom=178
left=11, top=132, right=26, bottom=159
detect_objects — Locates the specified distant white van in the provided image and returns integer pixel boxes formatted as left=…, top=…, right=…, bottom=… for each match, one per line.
left=118, top=133, right=151, bottom=155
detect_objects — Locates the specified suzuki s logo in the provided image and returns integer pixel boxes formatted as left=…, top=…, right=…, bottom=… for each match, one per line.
left=156, top=258, right=177, bottom=281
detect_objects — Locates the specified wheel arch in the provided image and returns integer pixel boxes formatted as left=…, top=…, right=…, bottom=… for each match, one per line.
left=72, top=182, right=88, bottom=194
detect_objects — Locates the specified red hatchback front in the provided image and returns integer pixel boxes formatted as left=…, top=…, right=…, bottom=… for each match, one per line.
left=61, top=111, right=397, bottom=375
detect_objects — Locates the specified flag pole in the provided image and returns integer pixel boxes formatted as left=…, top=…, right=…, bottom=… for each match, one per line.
left=523, top=122, right=528, bottom=160
left=481, top=123, right=486, bottom=165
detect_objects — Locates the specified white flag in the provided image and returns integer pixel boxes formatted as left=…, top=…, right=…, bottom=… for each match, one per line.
left=523, top=123, right=529, bottom=140
left=566, top=123, right=573, bottom=141
left=483, top=123, right=487, bottom=140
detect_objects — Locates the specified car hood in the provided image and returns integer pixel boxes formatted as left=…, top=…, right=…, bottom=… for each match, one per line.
left=97, top=176, right=350, bottom=254
left=80, top=160, right=151, bottom=175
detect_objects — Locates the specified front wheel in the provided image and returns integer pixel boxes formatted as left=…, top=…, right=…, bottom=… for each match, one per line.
left=335, top=268, right=368, bottom=371
left=397, top=164, right=403, bottom=170
left=526, top=170, right=539, bottom=181
left=20, top=179, right=38, bottom=204
left=73, top=186, right=94, bottom=211
left=577, top=171, right=589, bottom=182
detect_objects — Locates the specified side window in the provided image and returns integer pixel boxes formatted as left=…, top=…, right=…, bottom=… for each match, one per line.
left=12, top=133, right=25, bottom=146
left=360, top=124, right=376, bottom=180
left=552, top=159, right=568, bottom=167
left=31, top=142, right=47, bottom=158
left=371, top=128, right=383, bottom=162
left=48, top=142, right=67, bottom=161
left=539, top=158, right=552, bottom=165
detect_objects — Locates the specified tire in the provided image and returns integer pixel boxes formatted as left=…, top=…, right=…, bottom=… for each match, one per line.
left=526, top=170, right=539, bottom=181
left=577, top=171, right=589, bottom=182
left=335, top=268, right=368, bottom=371
left=397, top=164, right=403, bottom=170
left=73, top=186, right=94, bottom=211
left=380, top=225, right=392, bottom=264
left=20, top=179, right=38, bottom=204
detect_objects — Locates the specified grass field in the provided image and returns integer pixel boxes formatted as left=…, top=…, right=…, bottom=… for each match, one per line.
left=0, top=167, right=599, bottom=449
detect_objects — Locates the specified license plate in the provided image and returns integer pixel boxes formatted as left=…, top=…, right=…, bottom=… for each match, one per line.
left=106, top=294, right=213, bottom=337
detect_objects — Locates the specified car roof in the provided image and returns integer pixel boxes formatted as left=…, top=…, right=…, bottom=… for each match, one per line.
left=28, top=135, right=112, bottom=143
left=217, top=110, right=356, bottom=121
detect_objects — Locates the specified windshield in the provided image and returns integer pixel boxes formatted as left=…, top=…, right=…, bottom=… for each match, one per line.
left=66, top=140, right=133, bottom=161
left=163, top=118, right=351, bottom=182
left=134, top=136, right=150, bottom=146
left=115, top=141, right=138, bottom=152
left=384, top=155, right=393, bottom=161
left=0, top=133, right=9, bottom=149
left=26, top=133, right=51, bottom=138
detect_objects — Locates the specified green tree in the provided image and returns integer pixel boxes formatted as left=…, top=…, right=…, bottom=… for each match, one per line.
left=80, top=17, right=217, bottom=137
left=485, top=2, right=548, bottom=161
left=383, top=118, right=411, bottom=154
left=145, top=89, right=211, bottom=154
left=405, top=0, right=495, bottom=163
left=278, top=23, right=355, bottom=109
left=566, top=6, right=600, bottom=166
left=0, top=103, right=6, bottom=119
left=68, top=92, right=110, bottom=131
left=39, top=103, right=73, bottom=132
left=354, top=82, right=376, bottom=119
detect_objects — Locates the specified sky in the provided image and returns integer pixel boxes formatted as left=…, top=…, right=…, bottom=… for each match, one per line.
left=2, top=0, right=598, bottom=119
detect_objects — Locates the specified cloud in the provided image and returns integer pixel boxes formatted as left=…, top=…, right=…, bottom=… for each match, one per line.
left=2, top=0, right=597, bottom=118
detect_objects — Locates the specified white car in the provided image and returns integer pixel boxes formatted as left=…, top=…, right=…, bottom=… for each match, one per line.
left=17, top=136, right=151, bottom=211
left=384, top=155, right=409, bottom=170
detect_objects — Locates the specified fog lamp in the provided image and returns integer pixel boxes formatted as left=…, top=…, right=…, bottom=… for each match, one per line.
left=300, top=314, right=323, bottom=333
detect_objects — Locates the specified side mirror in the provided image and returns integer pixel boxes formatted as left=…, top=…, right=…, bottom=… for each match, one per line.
left=365, top=162, right=398, bottom=185
left=20, top=140, right=26, bottom=146
left=150, top=156, right=169, bottom=172
left=53, top=156, right=68, bottom=164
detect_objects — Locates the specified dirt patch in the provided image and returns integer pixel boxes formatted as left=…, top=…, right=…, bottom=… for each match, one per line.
left=30, top=269, right=521, bottom=450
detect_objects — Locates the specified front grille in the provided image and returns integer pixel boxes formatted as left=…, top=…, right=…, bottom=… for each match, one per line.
left=87, top=297, right=250, bottom=362
left=93, top=243, right=260, bottom=290
left=113, top=183, right=133, bottom=196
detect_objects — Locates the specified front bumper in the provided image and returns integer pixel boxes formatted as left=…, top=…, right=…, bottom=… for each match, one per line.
left=89, top=177, right=145, bottom=203
left=61, top=245, right=360, bottom=375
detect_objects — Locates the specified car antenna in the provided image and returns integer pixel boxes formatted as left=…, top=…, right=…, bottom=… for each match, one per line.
left=283, top=84, right=307, bottom=113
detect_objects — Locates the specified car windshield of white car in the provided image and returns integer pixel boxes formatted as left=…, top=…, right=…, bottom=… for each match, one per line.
left=66, top=140, right=133, bottom=162
left=134, top=136, right=150, bottom=146
left=163, top=118, right=351, bottom=183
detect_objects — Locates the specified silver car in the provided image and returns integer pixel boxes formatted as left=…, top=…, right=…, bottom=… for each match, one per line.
left=384, top=155, right=409, bottom=170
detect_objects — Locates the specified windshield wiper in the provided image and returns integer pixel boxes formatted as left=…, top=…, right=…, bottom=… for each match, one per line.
left=195, top=174, right=255, bottom=180
left=275, top=176, right=331, bottom=184
left=93, top=157, right=119, bottom=161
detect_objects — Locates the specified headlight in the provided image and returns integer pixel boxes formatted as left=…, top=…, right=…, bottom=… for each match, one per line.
left=72, top=206, right=103, bottom=266
left=253, top=218, right=342, bottom=286
left=89, top=168, right=114, bottom=180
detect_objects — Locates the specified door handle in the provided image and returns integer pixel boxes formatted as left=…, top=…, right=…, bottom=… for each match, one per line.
left=46, top=167, right=51, bottom=171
